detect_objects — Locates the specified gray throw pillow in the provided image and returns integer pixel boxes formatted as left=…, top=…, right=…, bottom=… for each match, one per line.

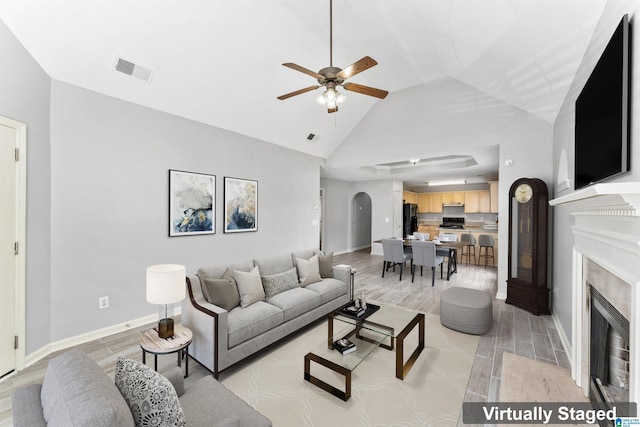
left=114, top=357, right=186, bottom=427
left=316, top=251, right=334, bottom=278
left=295, top=254, right=322, bottom=286
left=233, top=266, right=265, bottom=308
left=261, top=268, right=300, bottom=300
left=202, top=268, right=240, bottom=311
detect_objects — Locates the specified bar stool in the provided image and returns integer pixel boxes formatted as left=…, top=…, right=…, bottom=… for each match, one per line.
left=460, top=233, right=477, bottom=264
left=478, top=234, right=495, bottom=267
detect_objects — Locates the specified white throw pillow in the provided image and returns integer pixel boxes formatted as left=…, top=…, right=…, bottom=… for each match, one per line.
left=295, top=254, right=322, bottom=286
left=234, top=266, right=265, bottom=308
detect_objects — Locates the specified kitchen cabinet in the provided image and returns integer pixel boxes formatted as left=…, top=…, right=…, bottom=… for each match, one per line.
left=442, top=192, right=464, bottom=204
left=434, top=229, right=499, bottom=264
left=418, top=225, right=438, bottom=239
left=464, top=191, right=491, bottom=213
left=429, top=193, right=443, bottom=213
left=417, top=193, right=430, bottom=213
left=489, top=181, right=499, bottom=213
left=403, top=190, right=418, bottom=204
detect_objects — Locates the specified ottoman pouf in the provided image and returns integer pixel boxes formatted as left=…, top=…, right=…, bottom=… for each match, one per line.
left=440, top=287, right=492, bottom=335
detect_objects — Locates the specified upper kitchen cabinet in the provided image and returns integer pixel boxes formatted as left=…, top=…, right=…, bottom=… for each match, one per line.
left=489, top=181, right=499, bottom=213
left=442, top=192, right=465, bottom=204
left=417, top=193, right=430, bottom=213
left=403, top=190, right=418, bottom=204
left=429, top=193, right=444, bottom=213
left=464, top=191, right=491, bottom=213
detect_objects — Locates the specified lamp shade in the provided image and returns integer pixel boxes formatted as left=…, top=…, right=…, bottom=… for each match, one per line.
left=146, top=264, right=186, bottom=305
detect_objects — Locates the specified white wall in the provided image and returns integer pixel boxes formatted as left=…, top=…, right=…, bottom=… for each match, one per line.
left=552, top=1, right=640, bottom=346
left=0, top=19, right=52, bottom=354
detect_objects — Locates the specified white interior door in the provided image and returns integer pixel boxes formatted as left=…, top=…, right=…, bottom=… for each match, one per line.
left=0, top=123, right=17, bottom=377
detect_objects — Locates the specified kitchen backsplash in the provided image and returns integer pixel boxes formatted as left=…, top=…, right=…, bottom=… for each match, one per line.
left=418, top=212, right=498, bottom=224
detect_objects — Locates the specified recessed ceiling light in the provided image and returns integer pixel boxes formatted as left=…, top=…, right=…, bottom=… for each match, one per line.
left=409, top=158, right=420, bottom=164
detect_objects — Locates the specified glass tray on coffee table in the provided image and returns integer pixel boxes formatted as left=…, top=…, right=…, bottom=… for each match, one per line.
left=304, top=325, right=387, bottom=401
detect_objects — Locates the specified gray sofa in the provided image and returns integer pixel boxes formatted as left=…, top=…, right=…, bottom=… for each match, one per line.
left=11, top=348, right=271, bottom=427
left=183, top=249, right=351, bottom=378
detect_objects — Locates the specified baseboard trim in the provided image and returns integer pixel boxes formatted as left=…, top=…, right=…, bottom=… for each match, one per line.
left=551, top=311, right=572, bottom=362
left=25, top=309, right=180, bottom=368
left=496, top=291, right=507, bottom=300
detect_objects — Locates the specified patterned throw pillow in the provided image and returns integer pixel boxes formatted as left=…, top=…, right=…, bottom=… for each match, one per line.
left=261, top=268, right=300, bottom=300
left=114, top=357, right=186, bottom=427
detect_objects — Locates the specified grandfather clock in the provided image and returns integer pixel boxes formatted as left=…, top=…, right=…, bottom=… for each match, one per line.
left=506, top=178, right=550, bottom=315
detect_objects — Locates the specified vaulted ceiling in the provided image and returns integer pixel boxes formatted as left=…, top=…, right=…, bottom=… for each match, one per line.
left=0, top=0, right=607, bottom=183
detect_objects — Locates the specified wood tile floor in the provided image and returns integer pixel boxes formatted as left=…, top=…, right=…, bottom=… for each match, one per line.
left=0, top=249, right=570, bottom=426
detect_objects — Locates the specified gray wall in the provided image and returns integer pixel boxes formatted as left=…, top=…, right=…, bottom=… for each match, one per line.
left=352, top=192, right=372, bottom=250
left=0, top=19, right=52, bottom=354
left=551, top=1, right=640, bottom=346
left=47, top=81, right=323, bottom=342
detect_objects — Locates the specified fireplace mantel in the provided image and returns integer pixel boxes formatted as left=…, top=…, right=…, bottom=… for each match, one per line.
left=549, top=181, right=640, bottom=405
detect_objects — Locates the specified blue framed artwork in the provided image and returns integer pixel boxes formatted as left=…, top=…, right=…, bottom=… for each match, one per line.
left=169, top=170, right=215, bottom=236
left=224, top=177, right=258, bottom=233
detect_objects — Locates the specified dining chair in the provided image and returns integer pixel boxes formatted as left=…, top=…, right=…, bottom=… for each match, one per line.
left=478, top=234, right=495, bottom=267
left=381, top=238, right=413, bottom=281
left=460, top=233, right=477, bottom=264
left=410, top=240, right=444, bottom=285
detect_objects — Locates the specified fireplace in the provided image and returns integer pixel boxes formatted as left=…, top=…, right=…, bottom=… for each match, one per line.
left=589, top=285, right=630, bottom=405
left=549, top=183, right=640, bottom=406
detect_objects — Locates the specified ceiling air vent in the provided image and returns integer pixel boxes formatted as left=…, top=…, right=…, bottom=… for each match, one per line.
left=114, top=57, right=153, bottom=83
left=306, top=133, right=321, bottom=142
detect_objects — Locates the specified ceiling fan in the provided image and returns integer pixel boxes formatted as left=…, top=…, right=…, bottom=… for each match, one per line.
left=277, top=0, right=388, bottom=113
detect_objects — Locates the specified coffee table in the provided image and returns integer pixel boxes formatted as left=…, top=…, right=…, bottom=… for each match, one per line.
left=304, top=302, right=425, bottom=400
left=331, top=303, right=425, bottom=379
left=304, top=325, right=386, bottom=401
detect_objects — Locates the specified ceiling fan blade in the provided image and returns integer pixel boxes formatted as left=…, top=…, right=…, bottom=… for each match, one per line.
left=337, top=56, right=378, bottom=80
left=282, top=63, right=323, bottom=80
left=277, top=85, right=321, bottom=100
left=343, top=82, right=389, bottom=99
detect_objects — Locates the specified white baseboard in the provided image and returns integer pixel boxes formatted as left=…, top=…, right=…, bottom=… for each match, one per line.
left=496, top=291, right=506, bottom=300
left=551, top=311, right=572, bottom=361
left=25, top=309, right=180, bottom=368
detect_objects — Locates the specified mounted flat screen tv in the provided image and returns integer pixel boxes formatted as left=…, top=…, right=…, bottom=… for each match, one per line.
left=574, top=14, right=630, bottom=190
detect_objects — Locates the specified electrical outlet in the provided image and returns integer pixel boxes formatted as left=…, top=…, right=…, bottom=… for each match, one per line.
left=99, top=296, right=109, bottom=309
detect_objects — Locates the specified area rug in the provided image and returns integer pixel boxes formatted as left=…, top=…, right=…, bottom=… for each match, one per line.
left=220, top=313, right=479, bottom=427
left=500, top=352, right=588, bottom=402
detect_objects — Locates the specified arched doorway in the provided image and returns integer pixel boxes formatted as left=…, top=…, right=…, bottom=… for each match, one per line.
left=352, top=192, right=372, bottom=251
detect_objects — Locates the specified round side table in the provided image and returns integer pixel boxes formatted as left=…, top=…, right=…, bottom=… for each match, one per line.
left=140, top=324, right=192, bottom=378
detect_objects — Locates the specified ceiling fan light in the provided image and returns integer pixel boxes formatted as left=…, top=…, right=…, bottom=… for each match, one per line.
left=326, top=88, right=337, bottom=101
left=336, top=93, right=346, bottom=104
left=315, top=94, right=327, bottom=106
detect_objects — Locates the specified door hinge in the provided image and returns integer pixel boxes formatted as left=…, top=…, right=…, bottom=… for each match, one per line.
left=15, top=148, right=19, bottom=162
left=14, top=242, right=18, bottom=255
left=14, top=336, right=18, bottom=349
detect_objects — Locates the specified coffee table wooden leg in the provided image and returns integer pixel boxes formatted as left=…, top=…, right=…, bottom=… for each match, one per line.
left=304, top=353, right=351, bottom=401
left=396, top=313, right=425, bottom=379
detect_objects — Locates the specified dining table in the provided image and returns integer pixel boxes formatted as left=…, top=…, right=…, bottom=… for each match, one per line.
left=376, top=238, right=468, bottom=281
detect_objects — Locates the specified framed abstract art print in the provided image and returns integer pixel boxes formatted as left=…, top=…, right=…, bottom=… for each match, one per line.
left=169, top=170, right=215, bottom=236
left=224, top=177, right=258, bottom=233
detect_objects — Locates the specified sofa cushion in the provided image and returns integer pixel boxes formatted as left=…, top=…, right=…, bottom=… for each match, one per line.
left=253, top=254, right=294, bottom=276
left=40, top=349, right=135, bottom=427
left=202, top=269, right=240, bottom=311
left=267, top=287, right=322, bottom=322
left=261, top=268, right=299, bottom=300
left=115, top=357, right=186, bottom=427
left=295, top=254, right=322, bottom=286
left=234, top=266, right=265, bottom=308
left=227, top=301, right=284, bottom=347
left=305, top=277, right=348, bottom=304
left=315, top=250, right=334, bottom=278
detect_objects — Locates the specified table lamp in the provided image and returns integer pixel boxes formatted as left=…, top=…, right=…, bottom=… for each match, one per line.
left=146, top=264, right=186, bottom=338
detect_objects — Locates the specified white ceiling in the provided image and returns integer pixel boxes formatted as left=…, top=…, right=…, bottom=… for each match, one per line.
left=0, top=0, right=607, bottom=184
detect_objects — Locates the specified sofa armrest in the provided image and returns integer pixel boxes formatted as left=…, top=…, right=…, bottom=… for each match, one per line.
left=11, top=384, right=46, bottom=427
left=332, top=265, right=351, bottom=286
left=183, top=275, right=229, bottom=377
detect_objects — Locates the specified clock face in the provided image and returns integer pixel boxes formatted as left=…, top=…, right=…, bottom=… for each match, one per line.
left=515, top=183, right=533, bottom=203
